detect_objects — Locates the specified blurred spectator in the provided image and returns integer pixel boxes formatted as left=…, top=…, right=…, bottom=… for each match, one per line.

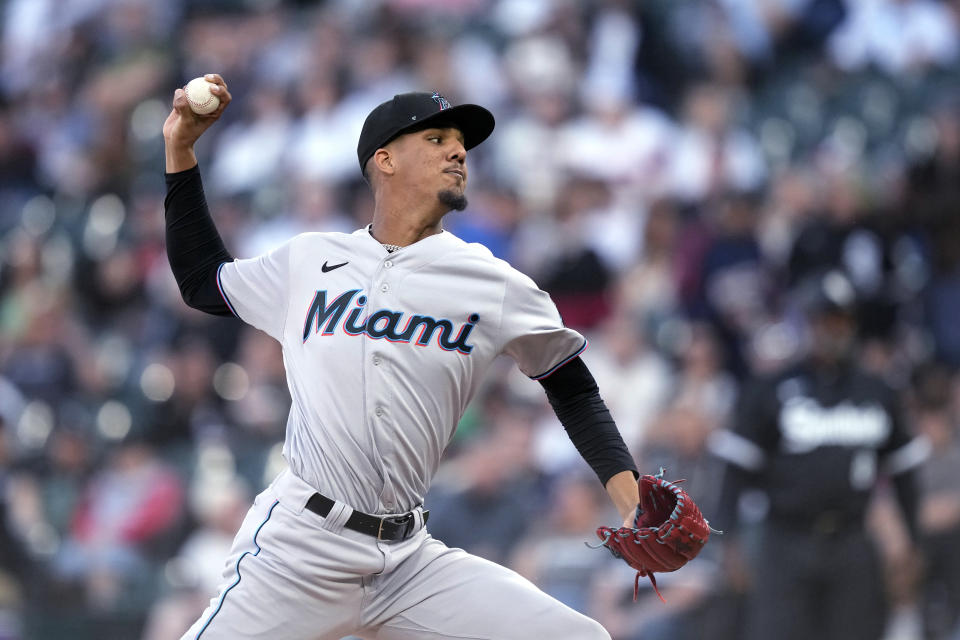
left=828, top=0, right=959, bottom=76
left=528, top=175, right=616, bottom=330
left=51, top=439, right=183, bottom=612
left=0, top=416, right=28, bottom=639
left=583, top=313, right=672, bottom=449
left=209, top=86, right=294, bottom=196
left=617, top=198, right=682, bottom=328
left=239, top=178, right=354, bottom=258
left=788, top=166, right=927, bottom=349
left=667, top=84, right=767, bottom=203
left=557, top=79, right=674, bottom=201
left=2, top=282, right=83, bottom=405
left=672, top=323, right=738, bottom=423
left=141, top=477, right=250, bottom=640
left=225, top=327, right=289, bottom=445
left=691, top=193, right=769, bottom=376
left=287, top=73, right=359, bottom=186
left=511, top=473, right=615, bottom=614
left=756, top=167, right=818, bottom=271
left=493, top=29, right=579, bottom=209
left=446, top=185, right=522, bottom=261
left=426, top=411, right=542, bottom=565
left=12, top=422, right=93, bottom=548
left=910, top=365, right=960, bottom=640
left=143, top=337, right=226, bottom=447
left=914, top=105, right=960, bottom=368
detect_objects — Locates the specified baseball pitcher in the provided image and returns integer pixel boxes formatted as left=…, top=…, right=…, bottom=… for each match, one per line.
left=162, top=75, right=708, bottom=640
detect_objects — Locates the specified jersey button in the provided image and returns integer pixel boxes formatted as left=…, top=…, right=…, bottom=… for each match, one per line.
left=380, top=283, right=389, bottom=293
left=375, top=407, right=383, bottom=417
left=373, top=356, right=381, bottom=366
left=384, top=260, right=393, bottom=269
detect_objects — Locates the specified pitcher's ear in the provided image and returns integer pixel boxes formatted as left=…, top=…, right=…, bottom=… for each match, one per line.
left=372, top=148, right=395, bottom=176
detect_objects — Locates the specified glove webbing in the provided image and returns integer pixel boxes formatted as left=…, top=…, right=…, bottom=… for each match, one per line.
left=637, top=571, right=661, bottom=603
left=605, top=527, right=667, bottom=603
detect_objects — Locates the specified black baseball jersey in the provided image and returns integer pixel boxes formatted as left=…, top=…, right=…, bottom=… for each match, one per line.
left=712, top=360, right=927, bottom=522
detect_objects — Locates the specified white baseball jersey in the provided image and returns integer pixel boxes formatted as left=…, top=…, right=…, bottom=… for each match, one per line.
left=217, top=226, right=585, bottom=515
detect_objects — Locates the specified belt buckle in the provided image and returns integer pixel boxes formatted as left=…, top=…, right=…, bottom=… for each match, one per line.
left=377, top=518, right=386, bottom=541
left=380, top=513, right=415, bottom=541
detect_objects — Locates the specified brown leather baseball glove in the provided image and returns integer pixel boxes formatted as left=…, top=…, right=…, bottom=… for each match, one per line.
left=595, top=470, right=712, bottom=601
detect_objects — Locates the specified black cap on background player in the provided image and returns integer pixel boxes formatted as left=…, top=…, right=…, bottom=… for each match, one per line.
left=357, top=92, right=495, bottom=176
left=795, top=269, right=859, bottom=363
left=797, top=269, right=857, bottom=317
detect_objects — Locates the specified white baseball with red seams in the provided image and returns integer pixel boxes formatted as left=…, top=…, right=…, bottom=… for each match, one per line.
left=184, top=77, right=220, bottom=115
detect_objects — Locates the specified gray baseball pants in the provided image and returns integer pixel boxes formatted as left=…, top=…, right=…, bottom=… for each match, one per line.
left=181, top=469, right=610, bottom=640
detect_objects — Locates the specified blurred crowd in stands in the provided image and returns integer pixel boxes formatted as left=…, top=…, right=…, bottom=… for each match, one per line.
left=0, top=0, right=959, bottom=638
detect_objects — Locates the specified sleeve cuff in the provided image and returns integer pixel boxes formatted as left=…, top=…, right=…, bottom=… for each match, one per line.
left=165, top=163, right=200, bottom=181
left=529, top=339, right=588, bottom=380
left=216, top=261, right=239, bottom=318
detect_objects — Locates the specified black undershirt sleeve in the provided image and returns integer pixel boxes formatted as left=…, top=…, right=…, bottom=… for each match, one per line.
left=538, top=356, right=639, bottom=486
left=164, top=164, right=235, bottom=316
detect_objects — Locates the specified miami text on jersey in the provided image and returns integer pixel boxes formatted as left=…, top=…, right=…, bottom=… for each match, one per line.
left=302, top=289, right=479, bottom=354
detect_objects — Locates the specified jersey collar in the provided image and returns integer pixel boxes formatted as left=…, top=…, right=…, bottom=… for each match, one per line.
left=359, top=224, right=459, bottom=257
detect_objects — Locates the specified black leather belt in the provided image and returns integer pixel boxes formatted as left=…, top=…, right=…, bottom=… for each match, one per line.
left=305, top=493, right=429, bottom=541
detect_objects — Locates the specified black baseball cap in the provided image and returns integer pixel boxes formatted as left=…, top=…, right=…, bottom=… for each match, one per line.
left=357, top=91, right=495, bottom=175
left=797, top=269, right=858, bottom=317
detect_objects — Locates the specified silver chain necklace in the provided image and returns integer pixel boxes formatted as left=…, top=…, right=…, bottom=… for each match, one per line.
left=370, top=225, right=442, bottom=253
left=369, top=225, right=401, bottom=253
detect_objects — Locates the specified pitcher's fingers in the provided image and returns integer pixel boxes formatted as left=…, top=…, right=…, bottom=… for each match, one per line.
left=172, top=88, right=191, bottom=112
left=208, top=83, right=232, bottom=106
left=204, top=73, right=227, bottom=91
left=204, top=102, right=226, bottom=119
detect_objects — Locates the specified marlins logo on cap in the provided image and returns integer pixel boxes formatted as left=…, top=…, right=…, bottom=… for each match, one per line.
left=432, top=92, right=451, bottom=110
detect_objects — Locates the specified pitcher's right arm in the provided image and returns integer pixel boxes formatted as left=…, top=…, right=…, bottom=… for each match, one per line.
left=162, top=75, right=236, bottom=316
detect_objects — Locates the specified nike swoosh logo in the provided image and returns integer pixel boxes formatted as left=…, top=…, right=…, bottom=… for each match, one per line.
left=321, top=261, right=348, bottom=273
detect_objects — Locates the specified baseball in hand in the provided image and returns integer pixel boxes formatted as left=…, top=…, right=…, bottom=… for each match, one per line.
left=184, top=77, right=220, bottom=115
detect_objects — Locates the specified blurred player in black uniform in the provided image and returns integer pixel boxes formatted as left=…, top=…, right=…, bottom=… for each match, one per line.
left=710, top=270, right=929, bottom=640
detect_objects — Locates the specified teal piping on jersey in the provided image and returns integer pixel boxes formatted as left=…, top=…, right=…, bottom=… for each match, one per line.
left=216, top=261, right=239, bottom=318
left=529, top=339, right=588, bottom=380
left=196, top=499, right=280, bottom=638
